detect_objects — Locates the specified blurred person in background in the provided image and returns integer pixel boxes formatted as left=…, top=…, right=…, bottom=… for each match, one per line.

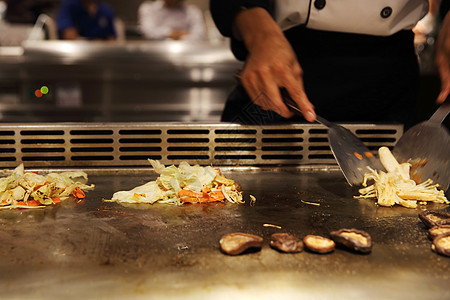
left=210, top=0, right=450, bottom=128
left=413, top=0, right=439, bottom=45
left=57, top=0, right=116, bottom=40
left=138, top=0, right=206, bottom=41
left=4, top=0, right=56, bottom=24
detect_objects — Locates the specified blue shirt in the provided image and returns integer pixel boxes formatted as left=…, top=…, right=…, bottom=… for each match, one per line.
left=57, top=0, right=117, bottom=40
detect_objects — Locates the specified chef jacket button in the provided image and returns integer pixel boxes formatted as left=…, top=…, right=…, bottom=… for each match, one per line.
left=380, top=7, right=392, bottom=18
left=314, top=0, right=326, bottom=10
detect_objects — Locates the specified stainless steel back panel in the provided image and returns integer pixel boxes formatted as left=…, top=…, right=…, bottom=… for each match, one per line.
left=0, top=122, right=402, bottom=168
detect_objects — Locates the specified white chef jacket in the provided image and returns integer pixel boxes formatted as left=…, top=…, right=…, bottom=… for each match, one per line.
left=274, top=0, right=429, bottom=36
left=138, top=0, right=206, bottom=41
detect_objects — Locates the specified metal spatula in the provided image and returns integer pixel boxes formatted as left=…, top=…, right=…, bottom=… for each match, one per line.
left=393, top=97, right=450, bottom=191
left=281, top=89, right=383, bottom=186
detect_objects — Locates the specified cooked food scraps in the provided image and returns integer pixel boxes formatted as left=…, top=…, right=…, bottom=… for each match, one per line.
left=432, top=233, right=450, bottom=257
left=269, top=233, right=303, bottom=253
left=355, top=147, right=448, bottom=208
left=0, top=163, right=94, bottom=209
left=419, top=210, right=450, bottom=228
left=330, top=228, right=372, bottom=254
left=428, top=225, right=450, bottom=240
left=106, top=160, right=244, bottom=206
left=418, top=210, right=450, bottom=257
left=220, top=228, right=372, bottom=256
left=303, top=235, right=335, bottom=254
left=219, top=233, right=263, bottom=255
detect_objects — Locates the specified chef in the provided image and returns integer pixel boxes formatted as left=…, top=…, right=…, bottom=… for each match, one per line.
left=210, top=0, right=450, bottom=128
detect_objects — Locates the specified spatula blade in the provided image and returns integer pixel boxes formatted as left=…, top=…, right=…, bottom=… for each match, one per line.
left=393, top=123, right=450, bottom=191
left=280, top=89, right=382, bottom=186
left=328, top=125, right=384, bottom=187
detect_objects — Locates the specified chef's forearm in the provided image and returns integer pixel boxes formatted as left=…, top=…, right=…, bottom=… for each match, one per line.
left=233, top=7, right=283, bottom=53
left=209, top=0, right=271, bottom=37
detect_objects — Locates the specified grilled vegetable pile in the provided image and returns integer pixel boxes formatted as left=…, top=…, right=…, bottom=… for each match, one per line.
left=356, top=147, right=448, bottom=208
left=106, top=160, right=244, bottom=205
left=0, top=164, right=94, bottom=209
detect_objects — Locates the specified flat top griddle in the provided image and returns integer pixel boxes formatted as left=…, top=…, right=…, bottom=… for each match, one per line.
left=0, top=167, right=449, bottom=300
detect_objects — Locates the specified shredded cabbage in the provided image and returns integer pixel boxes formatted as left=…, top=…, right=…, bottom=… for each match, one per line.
left=106, top=160, right=244, bottom=206
left=0, top=163, right=95, bottom=210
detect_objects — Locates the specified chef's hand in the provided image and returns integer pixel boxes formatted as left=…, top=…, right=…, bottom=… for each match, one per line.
left=436, top=12, right=450, bottom=103
left=169, top=29, right=189, bottom=40
left=233, top=7, right=316, bottom=122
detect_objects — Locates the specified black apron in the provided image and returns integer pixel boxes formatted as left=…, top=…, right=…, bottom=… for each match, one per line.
left=222, top=27, right=420, bottom=128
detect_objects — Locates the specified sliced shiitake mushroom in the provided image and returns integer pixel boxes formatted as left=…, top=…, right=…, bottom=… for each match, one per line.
left=269, top=233, right=303, bottom=253
left=418, top=210, right=450, bottom=228
left=431, top=233, right=450, bottom=257
left=428, top=225, right=450, bottom=240
left=330, top=228, right=372, bottom=254
left=219, top=232, right=263, bottom=255
left=303, top=234, right=335, bottom=254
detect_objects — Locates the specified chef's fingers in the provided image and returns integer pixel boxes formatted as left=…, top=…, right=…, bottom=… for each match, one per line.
left=436, top=53, right=450, bottom=104
left=257, top=69, right=294, bottom=118
left=436, top=13, right=450, bottom=103
left=280, top=63, right=316, bottom=122
left=241, top=67, right=294, bottom=118
left=240, top=69, right=263, bottom=104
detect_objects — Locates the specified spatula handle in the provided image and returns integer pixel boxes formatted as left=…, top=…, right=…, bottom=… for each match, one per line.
left=280, top=88, right=333, bottom=127
left=429, top=95, right=450, bottom=124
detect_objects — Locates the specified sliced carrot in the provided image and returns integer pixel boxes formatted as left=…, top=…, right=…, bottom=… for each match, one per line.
left=179, top=188, right=225, bottom=203
left=72, top=187, right=85, bottom=199
left=33, top=184, right=44, bottom=191
left=209, top=191, right=225, bottom=201
left=354, top=152, right=363, bottom=160
left=182, top=195, right=216, bottom=203
left=52, top=197, right=61, bottom=204
left=181, top=197, right=203, bottom=203
left=364, top=152, right=374, bottom=158
left=27, top=200, right=41, bottom=206
left=17, top=200, right=41, bottom=206
left=179, top=189, right=203, bottom=198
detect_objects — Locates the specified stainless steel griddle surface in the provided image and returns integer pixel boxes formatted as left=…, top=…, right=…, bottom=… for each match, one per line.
left=0, top=167, right=449, bottom=300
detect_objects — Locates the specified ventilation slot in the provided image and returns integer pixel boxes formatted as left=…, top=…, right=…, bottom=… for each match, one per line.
left=215, top=138, right=256, bottom=144
left=168, top=155, right=210, bottom=160
left=22, top=148, right=65, bottom=153
left=168, top=138, right=209, bottom=143
left=262, top=129, right=303, bottom=134
left=120, top=155, right=162, bottom=161
left=262, top=137, right=303, bottom=143
left=168, top=146, right=209, bottom=152
left=119, top=130, right=162, bottom=135
left=0, top=139, right=15, bottom=145
left=215, top=154, right=256, bottom=160
left=262, top=146, right=303, bottom=151
left=168, top=129, right=210, bottom=135
left=72, top=147, right=114, bottom=153
left=21, top=130, right=64, bottom=136
left=70, top=130, right=113, bottom=135
left=215, top=129, right=257, bottom=135
left=0, top=131, right=14, bottom=136
left=22, top=139, right=65, bottom=144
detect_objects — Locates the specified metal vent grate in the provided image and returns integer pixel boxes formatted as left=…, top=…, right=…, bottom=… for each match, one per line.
left=0, top=123, right=403, bottom=167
